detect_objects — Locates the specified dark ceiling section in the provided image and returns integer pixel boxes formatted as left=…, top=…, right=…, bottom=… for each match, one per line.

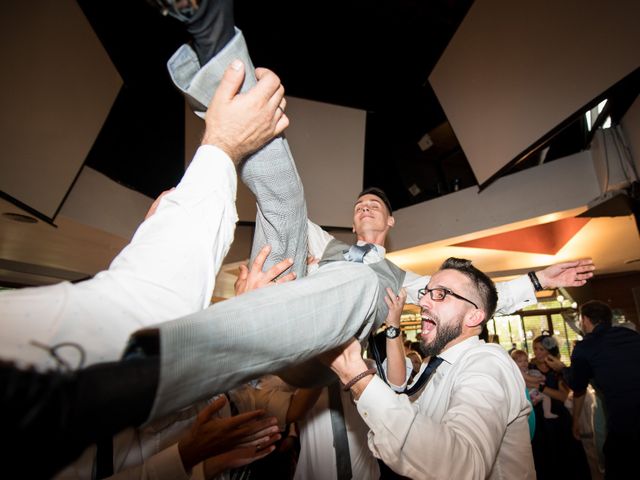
left=77, top=1, right=638, bottom=212
left=77, top=0, right=188, bottom=199
left=235, top=0, right=476, bottom=210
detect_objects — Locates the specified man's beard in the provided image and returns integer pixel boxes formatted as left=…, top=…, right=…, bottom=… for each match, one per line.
left=420, top=319, right=462, bottom=358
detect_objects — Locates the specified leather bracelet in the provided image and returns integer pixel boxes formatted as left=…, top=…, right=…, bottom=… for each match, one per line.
left=343, top=367, right=377, bottom=391
left=527, top=271, right=544, bottom=292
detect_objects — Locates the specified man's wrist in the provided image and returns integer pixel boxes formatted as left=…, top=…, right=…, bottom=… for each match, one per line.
left=343, top=367, right=377, bottom=391
left=528, top=271, right=544, bottom=291
left=201, top=136, right=240, bottom=164
left=334, top=359, right=368, bottom=386
left=385, top=325, right=401, bottom=339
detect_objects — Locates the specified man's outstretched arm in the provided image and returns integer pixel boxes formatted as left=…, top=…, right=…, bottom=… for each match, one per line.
left=403, top=258, right=595, bottom=315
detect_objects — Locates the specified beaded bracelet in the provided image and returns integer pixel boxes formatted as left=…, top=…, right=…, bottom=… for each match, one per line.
left=343, top=367, right=377, bottom=391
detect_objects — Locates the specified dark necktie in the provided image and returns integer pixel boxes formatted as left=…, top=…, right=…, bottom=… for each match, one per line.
left=343, top=243, right=375, bottom=263
left=328, top=380, right=352, bottom=480
left=405, top=356, right=444, bottom=396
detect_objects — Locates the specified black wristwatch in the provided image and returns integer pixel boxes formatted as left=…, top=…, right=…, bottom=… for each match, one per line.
left=385, top=326, right=401, bottom=339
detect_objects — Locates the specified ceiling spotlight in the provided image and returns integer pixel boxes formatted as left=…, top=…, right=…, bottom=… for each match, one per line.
left=418, top=133, right=433, bottom=151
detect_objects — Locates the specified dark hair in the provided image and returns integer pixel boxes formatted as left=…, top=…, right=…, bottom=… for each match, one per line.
left=358, top=187, right=393, bottom=214
left=533, top=332, right=560, bottom=358
left=439, top=257, right=498, bottom=319
left=580, top=300, right=612, bottom=327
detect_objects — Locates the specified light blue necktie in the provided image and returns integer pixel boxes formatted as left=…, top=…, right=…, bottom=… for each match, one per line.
left=343, top=243, right=375, bottom=263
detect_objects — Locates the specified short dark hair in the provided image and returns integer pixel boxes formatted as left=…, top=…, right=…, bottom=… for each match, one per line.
left=580, top=300, right=612, bottom=327
left=439, top=257, right=498, bottom=319
left=358, top=187, right=393, bottom=214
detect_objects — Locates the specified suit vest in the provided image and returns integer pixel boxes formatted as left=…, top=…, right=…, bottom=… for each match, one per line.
left=319, top=239, right=406, bottom=330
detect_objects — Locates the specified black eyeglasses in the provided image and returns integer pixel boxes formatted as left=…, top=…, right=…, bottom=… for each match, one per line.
left=417, top=287, right=478, bottom=309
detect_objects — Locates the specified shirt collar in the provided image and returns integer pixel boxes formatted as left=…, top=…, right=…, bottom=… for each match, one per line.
left=438, top=336, right=481, bottom=365
left=356, top=240, right=386, bottom=257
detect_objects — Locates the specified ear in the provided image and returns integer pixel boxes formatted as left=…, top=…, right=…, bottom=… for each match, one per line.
left=387, top=215, right=395, bottom=228
left=464, top=308, right=485, bottom=328
left=352, top=224, right=356, bottom=233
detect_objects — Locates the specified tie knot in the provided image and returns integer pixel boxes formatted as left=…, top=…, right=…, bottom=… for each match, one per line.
left=344, top=243, right=375, bottom=263
left=427, top=356, right=443, bottom=370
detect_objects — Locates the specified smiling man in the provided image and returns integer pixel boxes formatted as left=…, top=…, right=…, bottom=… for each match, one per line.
left=324, top=257, right=536, bottom=479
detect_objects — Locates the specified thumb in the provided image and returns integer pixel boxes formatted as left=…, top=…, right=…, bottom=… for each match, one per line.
left=214, top=59, right=246, bottom=103
left=237, top=264, right=249, bottom=281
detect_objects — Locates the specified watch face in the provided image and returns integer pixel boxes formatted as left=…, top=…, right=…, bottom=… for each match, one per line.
left=386, top=326, right=400, bottom=339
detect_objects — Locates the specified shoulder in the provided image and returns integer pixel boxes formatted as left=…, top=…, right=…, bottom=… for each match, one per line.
left=456, top=342, right=516, bottom=373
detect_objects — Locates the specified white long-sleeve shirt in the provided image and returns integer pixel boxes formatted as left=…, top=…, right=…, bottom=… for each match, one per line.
left=0, top=145, right=238, bottom=370
left=358, top=337, right=536, bottom=480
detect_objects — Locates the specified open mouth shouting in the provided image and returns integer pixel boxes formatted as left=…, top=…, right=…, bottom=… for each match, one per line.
left=421, top=309, right=438, bottom=339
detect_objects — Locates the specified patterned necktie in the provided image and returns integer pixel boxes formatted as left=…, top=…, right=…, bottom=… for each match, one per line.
left=343, top=243, right=375, bottom=263
left=405, top=356, right=444, bottom=396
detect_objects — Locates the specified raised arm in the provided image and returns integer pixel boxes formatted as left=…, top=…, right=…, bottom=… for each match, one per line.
left=383, top=288, right=410, bottom=389
left=403, top=258, right=595, bottom=316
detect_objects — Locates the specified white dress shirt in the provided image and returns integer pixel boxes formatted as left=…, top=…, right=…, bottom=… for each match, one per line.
left=0, top=145, right=238, bottom=370
left=357, top=337, right=536, bottom=480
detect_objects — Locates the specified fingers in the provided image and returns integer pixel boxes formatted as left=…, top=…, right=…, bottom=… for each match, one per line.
left=237, top=424, right=280, bottom=446
left=255, top=432, right=281, bottom=452
left=252, top=433, right=280, bottom=459
left=251, top=245, right=272, bottom=272
left=266, top=258, right=294, bottom=282
left=576, top=258, right=594, bottom=266
left=198, top=396, right=228, bottom=424
left=275, top=271, right=296, bottom=284
left=214, top=59, right=246, bottom=103
left=385, top=287, right=407, bottom=303
left=236, top=264, right=249, bottom=283
left=253, top=67, right=284, bottom=105
left=274, top=113, right=290, bottom=137
left=223, top=409, right=268, bottom=430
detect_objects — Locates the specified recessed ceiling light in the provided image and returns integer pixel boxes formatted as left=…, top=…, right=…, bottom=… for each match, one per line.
left=2, top=212, right=38, bottom=224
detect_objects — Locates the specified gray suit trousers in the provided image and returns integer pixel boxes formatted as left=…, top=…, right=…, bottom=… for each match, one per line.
left=147, top=262, right=379, bottom=420
left=167, top=28, right=308, bottom=278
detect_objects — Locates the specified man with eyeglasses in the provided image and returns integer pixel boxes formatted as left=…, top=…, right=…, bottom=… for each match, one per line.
left=323, top=257, right=536, bottom=479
